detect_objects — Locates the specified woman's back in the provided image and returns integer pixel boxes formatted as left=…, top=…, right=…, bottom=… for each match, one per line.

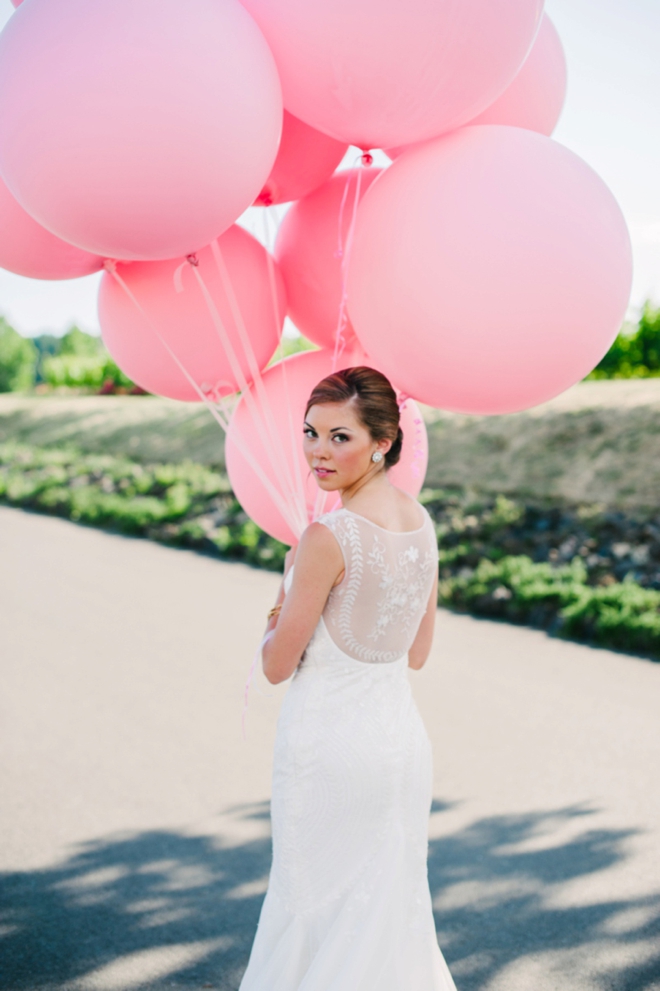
left=317, top=504, right=438, bottom=664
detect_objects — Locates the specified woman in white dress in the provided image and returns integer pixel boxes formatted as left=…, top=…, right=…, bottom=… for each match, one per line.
left=239, top=366, right=458, bottom=991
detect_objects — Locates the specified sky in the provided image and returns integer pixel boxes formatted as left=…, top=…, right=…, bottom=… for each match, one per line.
left=0, top=0, right=657, bottom=338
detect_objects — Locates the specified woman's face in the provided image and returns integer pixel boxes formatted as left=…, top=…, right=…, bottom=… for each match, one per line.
left=303, top=400, right=391, bottom=491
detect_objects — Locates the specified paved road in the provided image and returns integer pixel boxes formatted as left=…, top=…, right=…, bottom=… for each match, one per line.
left=1, top=506, right=659, bottom=991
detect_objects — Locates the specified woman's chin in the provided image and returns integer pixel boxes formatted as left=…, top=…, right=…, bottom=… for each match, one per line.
left=313, top=473, right=342, bottom=491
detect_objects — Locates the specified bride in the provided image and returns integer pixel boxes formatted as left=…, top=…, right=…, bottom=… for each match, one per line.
left=239, top=366, right=457, bottom=990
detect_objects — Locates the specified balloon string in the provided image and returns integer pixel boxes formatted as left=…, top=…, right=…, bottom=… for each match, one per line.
left=175, top=254, right=301, bottom=529
left=258, top=207, right=312, bottom=518
left=105, top=261, right=230, bottom=430
left=208, top=241, right=308, bottom=533
left=186, top=261, right=305, bottom=534
left=260, top=208, right=331, bottom=526
left=107, top=260, right=297, bottom=528
left=211, top=239, right=304, bottom=525
left=332, top=165, right=365, bottom=371
left=184, top=258, right=297, bottom=525
left=106, top=258, right=306, bottom=740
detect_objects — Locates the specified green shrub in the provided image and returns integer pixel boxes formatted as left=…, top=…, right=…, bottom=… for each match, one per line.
left=0, top=319, right=37, bottom=392
left=0, top=443, right=286, bottom=571
left=439, top=554, right=660, bottom=657
left=1, top=443, right=659, bottom=658
left=30, top=324, right=139, bottom=393
left=42, top=354, right=107, bottom=389
left=588, top=301, right=660, bottom=379
left=42, top=353, right=137, bottom=391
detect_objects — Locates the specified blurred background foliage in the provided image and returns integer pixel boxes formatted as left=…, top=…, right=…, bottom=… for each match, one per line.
left=0, top=317, right=320, bottom=395
left=0, top=302, right=658, bottom=395
left=0, top=322, right=141, bottom=394
left=587, top=301, right=660, bottom=379
left=0, top=317, right=38, bottom=392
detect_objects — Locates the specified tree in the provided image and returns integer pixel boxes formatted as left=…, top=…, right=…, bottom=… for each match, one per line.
left=0, top=317, right=37, bottom=392
left=58, top=325, right=104, bottom=357
left=32, top=333, right=62, bottom=384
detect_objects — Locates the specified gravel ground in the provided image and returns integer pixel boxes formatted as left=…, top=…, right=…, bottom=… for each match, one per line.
left=1, top=506, right=659, bottom=991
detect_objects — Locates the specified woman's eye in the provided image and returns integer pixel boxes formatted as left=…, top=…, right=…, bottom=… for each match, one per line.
left=332, top=433, right=349, bottom=443
left=303, top=428, right=317, bottom=439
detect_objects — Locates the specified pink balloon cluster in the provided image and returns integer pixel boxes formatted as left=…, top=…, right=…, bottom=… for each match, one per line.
left=0, top=0, right=633, bottom=543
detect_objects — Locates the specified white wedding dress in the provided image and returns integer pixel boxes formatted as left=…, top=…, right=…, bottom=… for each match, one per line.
left=239, top=505, right=458, bottom=991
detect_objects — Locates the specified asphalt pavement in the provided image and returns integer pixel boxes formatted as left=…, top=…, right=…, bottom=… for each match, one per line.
left=1, top=506, right=659, bottom=991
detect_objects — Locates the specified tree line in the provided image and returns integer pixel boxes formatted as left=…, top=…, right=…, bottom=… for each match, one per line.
left=0, top=301, right=659, bottom=395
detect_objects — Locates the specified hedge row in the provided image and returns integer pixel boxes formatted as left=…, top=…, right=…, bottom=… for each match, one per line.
left=0, top=443, right=287, bottom=571
left=1, top=442, right=659, bottom=660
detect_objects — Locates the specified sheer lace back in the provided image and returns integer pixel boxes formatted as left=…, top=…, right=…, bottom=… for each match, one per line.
left=317, top=506, right=438, bottom=663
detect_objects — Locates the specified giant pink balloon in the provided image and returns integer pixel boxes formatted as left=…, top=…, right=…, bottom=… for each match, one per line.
left=387, top=13, right=567, bottom=158
left=98, top=226, right=285, bottom=402
left=0, top=0, right=282, bottom=261
left=275, top=168, right=382, bottom=350
left=255, top=111, right=348, bottom=206
left=467, top=13, right=567, bottom=134
left=240, top=0, right=544, bottom=149
left=226, top=350, right=428, bottom=545
left=348, top=126, right=633, bottom=415
left=0, top=175, right=102, bottom=280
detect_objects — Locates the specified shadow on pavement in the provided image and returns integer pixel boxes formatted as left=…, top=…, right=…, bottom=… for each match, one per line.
left=1, top=801, right=658, bottom=991
left=428, top=801, right=660, bottom=991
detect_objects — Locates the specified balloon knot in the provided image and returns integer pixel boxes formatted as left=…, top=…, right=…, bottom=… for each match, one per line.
left=103, top=259, right=117, bottom=273
left=361, top=152, right=374, bottom=167
left=186, top=253, right=199, bottom=267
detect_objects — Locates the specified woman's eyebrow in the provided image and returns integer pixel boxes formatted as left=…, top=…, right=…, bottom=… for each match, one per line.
left=330, top=426, right=351, bottom=433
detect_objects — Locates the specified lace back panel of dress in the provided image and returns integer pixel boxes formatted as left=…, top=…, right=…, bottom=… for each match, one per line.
left=317, top=508, right=437, bottom=663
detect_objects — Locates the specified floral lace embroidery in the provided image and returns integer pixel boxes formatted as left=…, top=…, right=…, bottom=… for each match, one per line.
left=317, top=508, right=437, bottom=664
left=366, top=535, right=437, bottom=644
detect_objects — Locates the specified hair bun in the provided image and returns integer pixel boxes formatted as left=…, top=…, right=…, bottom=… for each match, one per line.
left=385, top=425, right=403, bottom=467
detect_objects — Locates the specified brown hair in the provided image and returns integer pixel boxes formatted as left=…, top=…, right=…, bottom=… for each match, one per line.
left=305, top=366, right=403, bottom=468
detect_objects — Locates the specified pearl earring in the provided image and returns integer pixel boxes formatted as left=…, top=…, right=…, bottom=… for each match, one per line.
left=371, top=451, right=383, bottom=463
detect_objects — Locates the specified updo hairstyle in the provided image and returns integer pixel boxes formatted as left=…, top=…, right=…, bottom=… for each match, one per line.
left=305, top=366, right=403, bottom=468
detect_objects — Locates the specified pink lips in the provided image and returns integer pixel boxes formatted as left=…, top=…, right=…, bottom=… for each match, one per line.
left=314, top=467, right=335, bottom=478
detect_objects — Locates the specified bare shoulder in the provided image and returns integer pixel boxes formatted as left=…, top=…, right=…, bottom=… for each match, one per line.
left=295, top=521, right=344, bottom=573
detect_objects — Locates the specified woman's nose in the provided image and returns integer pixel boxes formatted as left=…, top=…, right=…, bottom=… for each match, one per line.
left=312, top=438, right=329, bottom=460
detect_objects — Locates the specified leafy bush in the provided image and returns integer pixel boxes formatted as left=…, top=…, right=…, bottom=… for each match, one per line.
left=1, top=444, right=658, bottom=658
left=42, top=353, right=136, bottom=391
left=39, top=325, right=141, bottom=393
left=439, top=554, right=660, bottom=657
left=588, top=301, right=660, bottom=379
left=0, top=444, right=287, bottom=571
left=0, top=318, right=37, bottom=392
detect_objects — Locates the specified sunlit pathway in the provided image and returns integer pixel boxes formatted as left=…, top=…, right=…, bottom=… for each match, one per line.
left=1, top=506, right=659, bottom=991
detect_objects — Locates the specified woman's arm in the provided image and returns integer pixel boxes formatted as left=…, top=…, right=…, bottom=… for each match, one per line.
left=408, top=565, right=439, bottom=671
left=262, top=523, right=344, bottom=685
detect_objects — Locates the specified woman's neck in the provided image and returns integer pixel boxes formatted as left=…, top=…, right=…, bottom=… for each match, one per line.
left=339, top=468, right=392, bottom=509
